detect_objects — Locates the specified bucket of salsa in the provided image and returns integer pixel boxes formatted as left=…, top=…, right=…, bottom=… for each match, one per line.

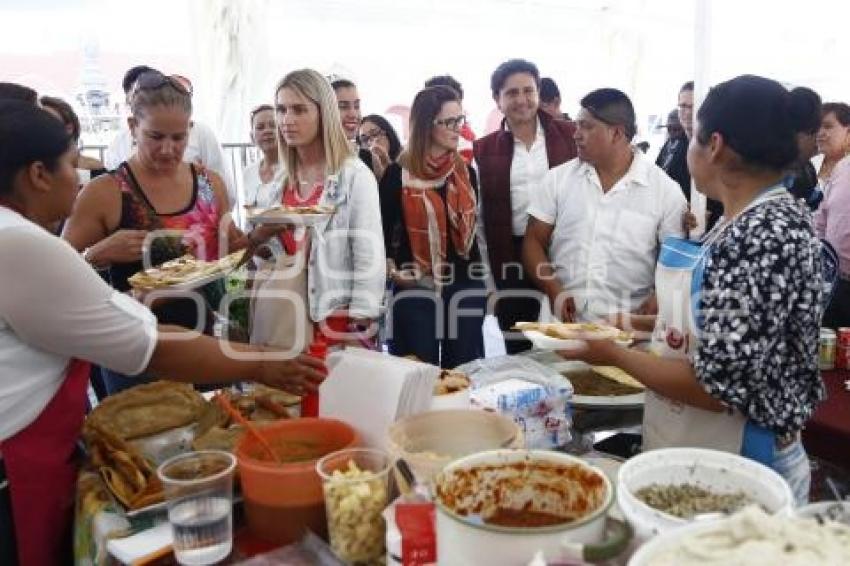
left=234, top=418, right=357, bottom=544
left=434, top=449, right=629, bottom=564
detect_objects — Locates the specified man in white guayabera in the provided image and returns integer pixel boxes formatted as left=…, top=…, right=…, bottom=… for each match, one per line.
left=523, top=88, right=687, bottom=322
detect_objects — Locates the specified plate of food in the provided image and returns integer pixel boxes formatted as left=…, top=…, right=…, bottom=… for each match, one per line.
left=127, top=251, right=243, bottom=291
left=557, top=361, right=645, bottom=408
left=513, top=321, right=629, bottom=350
left=82, top=382, right=295, bottom=518
left=244, top=204, right=335, bottom=225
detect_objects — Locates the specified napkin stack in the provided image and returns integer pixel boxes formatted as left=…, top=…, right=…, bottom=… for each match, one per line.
left=320, top=349, right=441, bottom=450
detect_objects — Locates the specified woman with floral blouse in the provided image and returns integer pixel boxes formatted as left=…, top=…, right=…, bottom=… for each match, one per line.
left=560, top=75, right=824, bottom=505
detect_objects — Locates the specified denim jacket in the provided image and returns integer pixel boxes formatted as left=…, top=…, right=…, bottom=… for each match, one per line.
left=307, top=157, right=386, bottom=321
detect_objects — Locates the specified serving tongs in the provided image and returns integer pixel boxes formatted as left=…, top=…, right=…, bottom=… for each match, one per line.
left=394, top=458, right=431, bottom=502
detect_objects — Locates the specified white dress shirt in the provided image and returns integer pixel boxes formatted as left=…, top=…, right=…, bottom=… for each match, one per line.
left=509, top=119, right=549, bottom=236
left=528, top=149, right=687, bottom=318
left=242, top=160, right=285, bottom=208
left=104, top=121, right=235, bottom=206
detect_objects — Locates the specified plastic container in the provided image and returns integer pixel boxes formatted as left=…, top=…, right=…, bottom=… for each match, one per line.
left=434, top=449, right=629, bottom=564
left=158, top=450, right=236, bottom=565
left=235, top=418, right=357, bottom=544
left=387, top=409, right=523, bottom=487
left=130, top=423, right=196, bottom=466
left=317, top=448, right=392, bottom=563
left=617, top=447, right=793, bottom=542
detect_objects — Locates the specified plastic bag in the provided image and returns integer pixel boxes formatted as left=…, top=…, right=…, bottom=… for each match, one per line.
left=456, top=355, right=573, bottom=449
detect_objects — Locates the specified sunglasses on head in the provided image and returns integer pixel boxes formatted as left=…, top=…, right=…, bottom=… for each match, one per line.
left=132, top=72, right=193, bottom=97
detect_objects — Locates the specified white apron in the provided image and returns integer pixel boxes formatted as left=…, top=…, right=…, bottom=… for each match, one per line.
left=643, top=186, right=790, bottom=456
left=249, top=246, right=313, bottom=352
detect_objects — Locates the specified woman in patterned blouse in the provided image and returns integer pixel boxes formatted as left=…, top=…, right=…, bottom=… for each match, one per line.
left=560, top=75, right=824, bottom=504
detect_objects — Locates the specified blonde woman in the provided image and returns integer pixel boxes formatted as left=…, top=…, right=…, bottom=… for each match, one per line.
left=249, top=69, right=385, bottom=350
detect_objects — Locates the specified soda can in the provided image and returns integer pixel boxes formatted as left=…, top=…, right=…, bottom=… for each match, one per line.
left=837, top=327, right=850, bottom=348
left=837, top=345, right=849, bottom=370
left=819, top=328, right=836, bottom=371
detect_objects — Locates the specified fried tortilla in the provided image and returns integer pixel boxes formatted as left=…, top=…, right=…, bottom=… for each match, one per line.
left=591, top=366, right=645, bottom=389
left=86, top=422, right=162, bottom=510
left=85, top=381, right=207, bottom=440
left=127, top=251, right=242, bottom=290
left=513, top=321, right=620, bottom=340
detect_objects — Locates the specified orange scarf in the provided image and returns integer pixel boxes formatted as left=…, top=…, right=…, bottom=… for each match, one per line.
left=400, top=151, right=477, bottom=280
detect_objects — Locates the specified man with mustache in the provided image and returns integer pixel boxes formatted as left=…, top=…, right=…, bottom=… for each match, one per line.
left=523, top=88, right=687, bottom=322
left=474, top=59, right=577, bottom=353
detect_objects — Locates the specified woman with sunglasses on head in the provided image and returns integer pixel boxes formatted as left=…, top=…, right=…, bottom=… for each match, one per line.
left=62, top=71, right=257, bottom=394
left=247, top=69, right=385, bottom=351
left=358, top=114, right=402, bottom=183
left=0, top=100, right=324, bottom=566
left=559, top=75, right=824, bottom=505
left=243, top=104, right=285, bottom=210
left=379, top=86, right=485, bottom=368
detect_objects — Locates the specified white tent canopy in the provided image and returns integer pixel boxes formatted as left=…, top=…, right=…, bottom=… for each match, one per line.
left=5, top=0, right=848, bottom=144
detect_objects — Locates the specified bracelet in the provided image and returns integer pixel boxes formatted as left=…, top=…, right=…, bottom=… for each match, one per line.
left=82, top=247, right=110, bottom=270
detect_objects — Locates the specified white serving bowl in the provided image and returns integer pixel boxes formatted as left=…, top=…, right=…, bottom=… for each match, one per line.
left=796, top=501, right=850, bottom=525
left=434, top=449, right=628, bottom=565
left=617, top=447, right=793, bottom=542
left=386, top=409, right=523, bottom=487
left=628, top=505, right=850, bottom=566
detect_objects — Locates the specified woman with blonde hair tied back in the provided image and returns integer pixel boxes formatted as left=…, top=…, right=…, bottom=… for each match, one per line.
left=248, top=69, right=385, bottom=351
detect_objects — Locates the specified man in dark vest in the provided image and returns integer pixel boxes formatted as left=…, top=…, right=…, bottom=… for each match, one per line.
left=473, top=59, right=577, bottom=353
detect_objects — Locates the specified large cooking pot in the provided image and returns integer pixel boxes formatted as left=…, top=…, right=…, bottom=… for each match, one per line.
left=434, top=449, right=631, bottom=564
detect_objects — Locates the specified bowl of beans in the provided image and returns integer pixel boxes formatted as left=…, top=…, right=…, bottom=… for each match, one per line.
left=617, top=448, right=794, bottom=542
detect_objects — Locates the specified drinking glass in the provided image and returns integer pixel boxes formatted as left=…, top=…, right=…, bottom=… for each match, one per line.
left=158, top=450, right=236, bottom=565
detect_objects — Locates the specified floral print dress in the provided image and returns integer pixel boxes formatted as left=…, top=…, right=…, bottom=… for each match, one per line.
left=107, top=162, right=224, bottom=330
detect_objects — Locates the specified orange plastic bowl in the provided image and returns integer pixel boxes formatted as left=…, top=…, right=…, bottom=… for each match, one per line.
left=235, top=418, right=357, bottom=543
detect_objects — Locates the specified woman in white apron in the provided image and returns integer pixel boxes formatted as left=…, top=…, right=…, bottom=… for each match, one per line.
left=560, top=75, right=825, bottom=505
left=248, top=69, right=385, bottom=353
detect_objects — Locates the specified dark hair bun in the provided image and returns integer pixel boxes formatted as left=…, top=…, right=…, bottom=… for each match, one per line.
left=788, top=87, right=822, bottom=135
left=697, top=74, right=799, bottom=171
